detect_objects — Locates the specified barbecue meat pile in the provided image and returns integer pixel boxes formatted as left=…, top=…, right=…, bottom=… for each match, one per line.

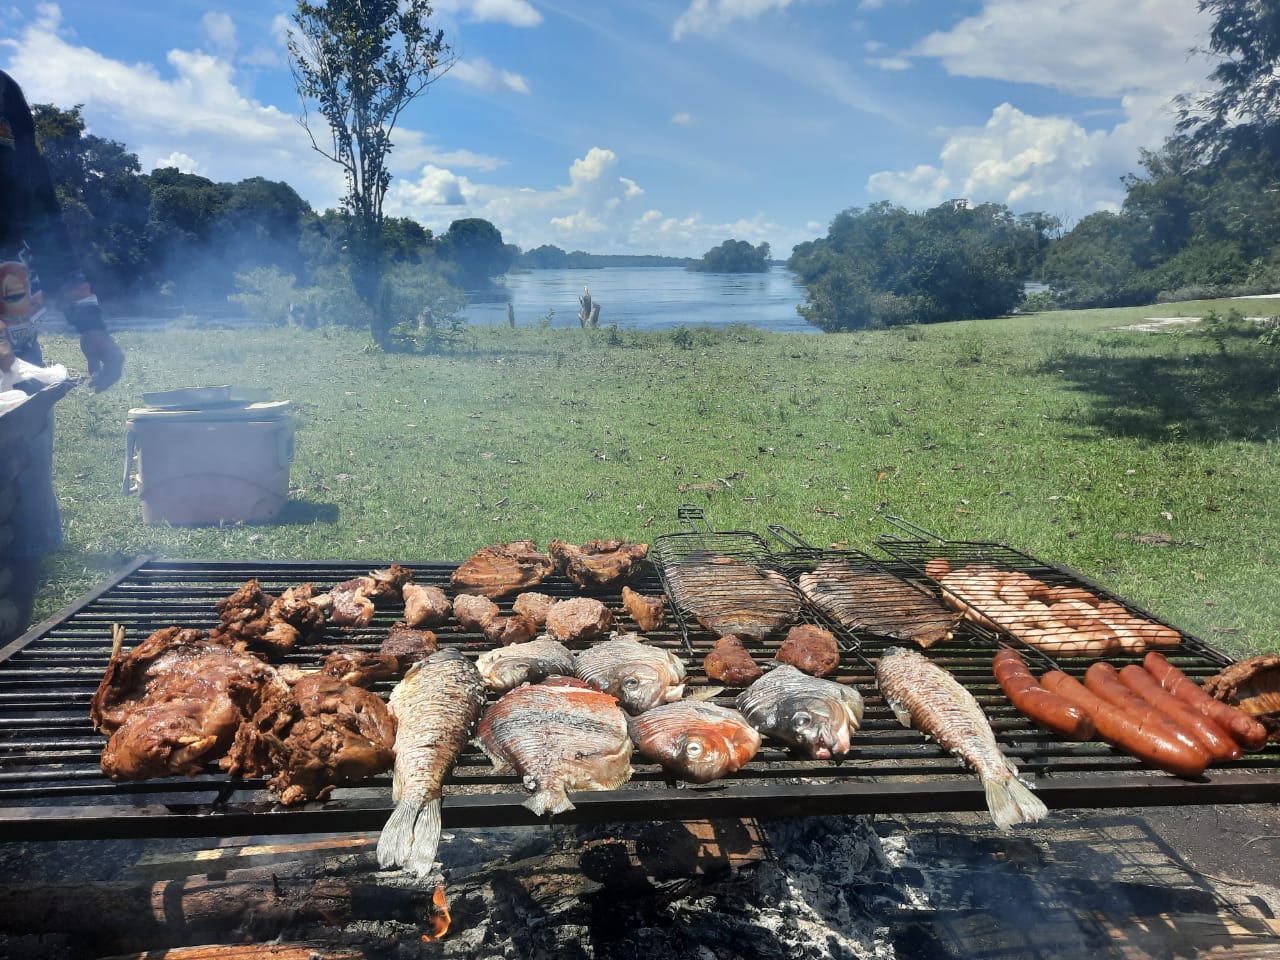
left=321, top=565, right=416, bottom=628
left=221, top=673, right=397, bottom=805
left=210, top=580, right=328, bottom=659
left=451, top=540, right=554, bottom=598
left=91, top=626, right=289, bottom=780
left=1203, top=655, right=1280, bottom=741
left=549, top=538, right=649, bottom=590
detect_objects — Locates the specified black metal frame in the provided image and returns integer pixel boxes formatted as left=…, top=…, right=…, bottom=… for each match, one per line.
left=1, top=524, right=1278, bottom=843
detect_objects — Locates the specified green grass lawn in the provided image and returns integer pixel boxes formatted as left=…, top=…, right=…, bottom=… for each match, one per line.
left=30, top=297, right=1280, bottom=658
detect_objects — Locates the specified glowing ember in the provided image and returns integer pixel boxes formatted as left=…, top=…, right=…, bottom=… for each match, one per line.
left=421, top=883, right=450, bottom=941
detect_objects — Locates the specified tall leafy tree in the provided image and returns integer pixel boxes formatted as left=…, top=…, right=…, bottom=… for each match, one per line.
left=436, top=217, right=512, bottom=289
left=1178, top=0, right=1280, bottom=159
left=288, top=0, right=454, bottom=346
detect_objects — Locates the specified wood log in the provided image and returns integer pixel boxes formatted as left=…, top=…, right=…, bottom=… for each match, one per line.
left=0, top=874, right=436, bottom=958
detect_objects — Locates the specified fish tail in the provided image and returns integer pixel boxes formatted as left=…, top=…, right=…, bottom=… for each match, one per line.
left=982, top=771, right=1048, bottom=830
left=523, top=787, right=574, bottom=818
left=377, top=792, right=443, bottom=877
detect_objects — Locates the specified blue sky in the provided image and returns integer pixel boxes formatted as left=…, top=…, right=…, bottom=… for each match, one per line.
left=1, top=1, right=1216, bottom=258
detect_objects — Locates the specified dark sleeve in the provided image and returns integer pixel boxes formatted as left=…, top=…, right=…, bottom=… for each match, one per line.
left=0, top=71, right=100, bottom=331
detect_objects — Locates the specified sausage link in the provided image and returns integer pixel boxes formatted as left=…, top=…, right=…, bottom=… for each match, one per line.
left=992, top=649, right=1095, bottom=741
left=1143, top=652, right=1269, bottom=751
left=1041, top=669, right=1208, bottom=778
left=1117, top=664, right=1241, bottom=761
left=1083, top=662, right=1211, bottom=760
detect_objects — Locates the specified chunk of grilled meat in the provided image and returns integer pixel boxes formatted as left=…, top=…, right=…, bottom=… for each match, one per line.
left=380, top=623, right=439, bottom=671
left=221, top=673, right=396, bottom=805
left=451, top=540, right=554, bottom=599
left=703, top=635, right=764, bottom=686
left=775, top=623, right=841, bottom=677
left=545, top=596, right=614, bottom=645
left=621, top=586, right=666, bottom=632
left=317, top=647, right=400, bottom=687
left=402, top=583, right=451, bottom=628
left=1203, top=655, right=1280, bottom=742
left=549, top=539, right=650, bottom=590
left=453, top=593, right=499, bottom=632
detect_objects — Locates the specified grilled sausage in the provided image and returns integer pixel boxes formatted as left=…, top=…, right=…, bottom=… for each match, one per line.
left=1143, top=652, right=1269, bottom=751
left=1117, top=663, right=1241, bottom=762
left=1083, top=662, right=1210, bottom=760
left=992, top=649, right=1095, bottom=741
left=1040, top=669, right=1209, bottom=779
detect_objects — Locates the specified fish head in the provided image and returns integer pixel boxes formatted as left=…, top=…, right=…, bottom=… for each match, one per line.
left=610, top=663, right=680, bottom=714
left=779, top=694, right=854, bottom=760
left=484, top=658, right=534, bottom=692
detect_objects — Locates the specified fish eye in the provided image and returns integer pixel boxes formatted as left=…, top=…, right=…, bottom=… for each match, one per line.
left=684, top=740, right=704, bottom=759
left=793, top=711, right=812, bottom=728
left=623, top=676, right=640, bottom=689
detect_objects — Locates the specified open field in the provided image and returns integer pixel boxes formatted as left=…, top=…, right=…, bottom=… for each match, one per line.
left=30, top=296, right=1280, bottom=657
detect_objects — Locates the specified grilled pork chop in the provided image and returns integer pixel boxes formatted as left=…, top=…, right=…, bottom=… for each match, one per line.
left=451, top=540, right=555, bottom=599
left=797, top=559, right=959, bottom=648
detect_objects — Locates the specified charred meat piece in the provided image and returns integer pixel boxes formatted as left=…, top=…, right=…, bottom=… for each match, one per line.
left=621, top=586, right=666, bottom=632
left=549, top=539, right=649, bottom=590
left=451, top=540, right=554, bottom=599
left=1203, top=655, right=1280, bottom=741
left=381, top=623, right=439, bottom=670
left=454, top=593, right=499, bottom=632
left=545, top=596, right=613, bottom=645
left=703, top=635, right=764, bottom=686
left=797, top=560, right=959, bottom=649
left=484, top=613, right=539, bottom=647
left=93, top=626, right=289, bottom=780
left=775, top=624, right=841, bottom=677
left=664, top=554, right=802, bottom=640
left=222, top=673, right=396, bottom=806
left=402, top=583, right=451, bottom=628
left=327, top=578, right=377, bottom=628
left=318, top=647, right=400, bottom=687
left=512, top=591, right=556, bottom=626
left=364, top=564, right=415, bottom=604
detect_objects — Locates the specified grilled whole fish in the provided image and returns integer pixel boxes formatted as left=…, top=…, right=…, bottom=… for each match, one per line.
left=664, top=554, right=802, bottom=639
left=477, top=678, right=633, bottom=816
left=875, top=646, right=1047, bottom=829
left=628, top=700, right=761, bottom=783
left=735, top=664, right=864, bottom=759
left=797, top=559, right=960, bottom=648
left=476, top=637, right=575, bottom=692
left=377, top=648, right=487, bottom=877
left=573, top=633, right=687, bottom=714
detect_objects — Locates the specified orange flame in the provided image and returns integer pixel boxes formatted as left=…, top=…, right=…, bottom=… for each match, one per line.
left=421, top=883, right=450, bottom=941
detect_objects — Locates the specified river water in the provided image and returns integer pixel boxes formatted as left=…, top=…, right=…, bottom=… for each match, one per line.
left=462, top=265, right=811, bottom=334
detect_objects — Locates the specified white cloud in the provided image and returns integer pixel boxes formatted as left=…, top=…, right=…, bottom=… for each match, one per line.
left=912, top=0, right=1212, bottom=100
left=673, top=0, right=801, bottom=40
left=865, top=2, right=1219, bottom=223
left=868, top=56, right=910, bottom=71
left=201, top=12, right=237, bottom=57
left=433, top=0, right=542, bottom=28
left=672, top=111, right=694, bottom=126
left=154, top=150, right=201, bottom=174
left=868, top=102, right=1121, bottom=218
left=396, top=164, right=468, bottom=206
left=448, top=57, right=530, bottom=95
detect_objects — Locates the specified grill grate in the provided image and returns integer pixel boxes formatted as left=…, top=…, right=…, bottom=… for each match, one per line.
left=1, top=532, right=1278, bottom=843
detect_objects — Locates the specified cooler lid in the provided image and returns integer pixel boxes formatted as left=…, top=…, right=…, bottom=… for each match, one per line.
left=141, top=385, right=272, bottom=409
left=127, top=399, right=291, bottom=423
